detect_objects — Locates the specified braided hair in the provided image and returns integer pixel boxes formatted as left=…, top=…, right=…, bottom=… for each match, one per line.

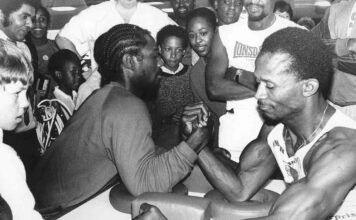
left=94, top=24, right=151, bottom=86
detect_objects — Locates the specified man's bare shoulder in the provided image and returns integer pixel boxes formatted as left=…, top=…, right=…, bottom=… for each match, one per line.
left=309, top=127, right=356, bottom=166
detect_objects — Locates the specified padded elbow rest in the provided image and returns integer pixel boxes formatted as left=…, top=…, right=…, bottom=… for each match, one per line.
left=208, top=189, right=279, bottom=220
left=109, top=183, right=188, bottom=214
left=132, top=192, right=211, bottom=220
left=131, top=189, right=278, bottom=220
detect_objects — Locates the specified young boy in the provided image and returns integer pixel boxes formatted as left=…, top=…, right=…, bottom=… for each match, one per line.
left=36, top=49, right=82, bottom=153
left=0, top=39, right=43, bottom=219
left=47, top=49, right=82, bottom=115
left=149, top=25, right=194, bottom=147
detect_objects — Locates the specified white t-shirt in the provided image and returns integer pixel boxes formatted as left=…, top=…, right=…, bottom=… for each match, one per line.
left=219, top=15, right=305, bottom=109
left=267, top=108, right=356, bottom=184
left=0, top=129, right=43, bottom=220
left=59, top=0, right=176, bottom=58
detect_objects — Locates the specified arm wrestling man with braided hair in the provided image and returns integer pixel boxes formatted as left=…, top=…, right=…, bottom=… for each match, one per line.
left=30, top=24, right=211, bottom=218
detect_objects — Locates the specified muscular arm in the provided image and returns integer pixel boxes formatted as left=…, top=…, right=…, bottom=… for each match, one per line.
left=55, top=35, right=81, bottom=58
left=249, top=127, right=356, bottom=220
left=205, top=31, right=255, bottom=102
left=198, top=123, right=277, bottom=204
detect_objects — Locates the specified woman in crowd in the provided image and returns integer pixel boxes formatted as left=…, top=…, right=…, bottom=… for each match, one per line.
left=26, top=6, right=59, bottom=103
left=187, top=8, right=226, bottom=150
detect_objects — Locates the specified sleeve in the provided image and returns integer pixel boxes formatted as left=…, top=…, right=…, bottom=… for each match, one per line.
left=102, top=96, right=197, bottom=196
left=0, top=144, right=43, bottom=220
left=58, top=6, right=98, bottom=56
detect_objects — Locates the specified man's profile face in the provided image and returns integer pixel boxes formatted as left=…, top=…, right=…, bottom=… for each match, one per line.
left=2, top=4, right=35, bottom=42
left=0, top=81, right=29, bottom=131
left=171, top=0, right=195, bottom=19
left=216, top=0, right=243, bottom=25
left=244, top=0, right=274, bottom=21
left=133, top=34, right=163, bottom=99
left=254, top=52, right=304, bottom=121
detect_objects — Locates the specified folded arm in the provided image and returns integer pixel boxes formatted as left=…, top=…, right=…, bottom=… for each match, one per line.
left=205, top=31, right=255, bottom=102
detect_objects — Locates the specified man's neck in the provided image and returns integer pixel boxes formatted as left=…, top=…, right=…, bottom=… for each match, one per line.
left=284, top=100, right=334, bottom=149
left=175, top=17, right=187, bottom=29
left=248, top=14, right=276, bottom=31
left=116, top=2, right=137, bottom=23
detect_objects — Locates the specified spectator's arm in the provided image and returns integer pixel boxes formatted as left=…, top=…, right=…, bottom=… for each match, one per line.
left=206, top=30, right=255, bottom=102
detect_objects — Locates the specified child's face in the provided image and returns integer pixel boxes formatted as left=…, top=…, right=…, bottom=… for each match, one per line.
left=0, top=81, right=29, bottom=131
left=187, top=17, right=215, bottom=57
left=62, top=60, right=82, bottom=92
left=31, top=8, right=49, bottom=39
left=159, top=36, right=185, bottom=71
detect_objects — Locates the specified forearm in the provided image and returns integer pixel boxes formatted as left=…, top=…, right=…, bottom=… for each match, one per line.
left=225, top=67, right=257, bottom=91
left=206, top=77, right=255, bottom=102
left=122, top=141, right=197, bottom=196
left=198, top=148, right=251, bottom=203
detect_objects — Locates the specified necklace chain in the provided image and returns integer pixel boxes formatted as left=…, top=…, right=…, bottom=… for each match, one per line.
left=306, top=103, right=329, bottom=142
left=285, top=103, right=329, bottom=152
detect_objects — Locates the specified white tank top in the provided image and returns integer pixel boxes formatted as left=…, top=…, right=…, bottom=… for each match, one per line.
left=267, top=109, right=356, bottom=184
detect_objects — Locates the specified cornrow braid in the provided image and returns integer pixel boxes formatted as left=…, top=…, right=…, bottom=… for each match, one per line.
left=94, top=24, right=151, bottom=86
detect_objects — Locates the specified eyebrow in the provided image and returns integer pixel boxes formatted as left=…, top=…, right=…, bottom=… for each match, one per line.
left=22, top=12, right=33, bottom=17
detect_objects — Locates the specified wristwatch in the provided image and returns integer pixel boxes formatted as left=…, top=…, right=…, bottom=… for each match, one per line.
left=234, top=68, right=243, bottom=83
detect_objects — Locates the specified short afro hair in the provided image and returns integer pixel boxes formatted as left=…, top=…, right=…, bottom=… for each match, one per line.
left=186, top=7, right=217, bottom=32
left=156, top=25, right=189, bottom=49
left=48, top=49, right=80, bottom=82
left=259, top=27, right=334, bottom=99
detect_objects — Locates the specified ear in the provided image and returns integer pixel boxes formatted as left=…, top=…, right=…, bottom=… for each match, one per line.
left=54, top=70, right=62, bottom=81
left=158, top=45, right=162, bottom=54
left=302, top=78, right=319, bottom=97
left=122, top=54, right=135, bottom=71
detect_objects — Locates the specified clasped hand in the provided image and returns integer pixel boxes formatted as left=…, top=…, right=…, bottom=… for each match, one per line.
left=181, top=102, right=212, bottom=153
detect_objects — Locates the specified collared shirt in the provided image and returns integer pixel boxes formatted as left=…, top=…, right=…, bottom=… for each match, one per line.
left=0, top=30, right=32, bottom=61
left=53, top=86, right=78, bottom=115
left=160, top=63, right=185, bottom=75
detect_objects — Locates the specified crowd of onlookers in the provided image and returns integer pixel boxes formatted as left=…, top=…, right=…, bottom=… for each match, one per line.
left=1, top=0, right=356, bottom=219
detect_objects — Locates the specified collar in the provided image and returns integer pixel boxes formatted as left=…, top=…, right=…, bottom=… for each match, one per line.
left=0, top=30, right=15, bottom=44
left=160, top=63, right=184, bottom=75
left=54, top=86, right=77, bottom=101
